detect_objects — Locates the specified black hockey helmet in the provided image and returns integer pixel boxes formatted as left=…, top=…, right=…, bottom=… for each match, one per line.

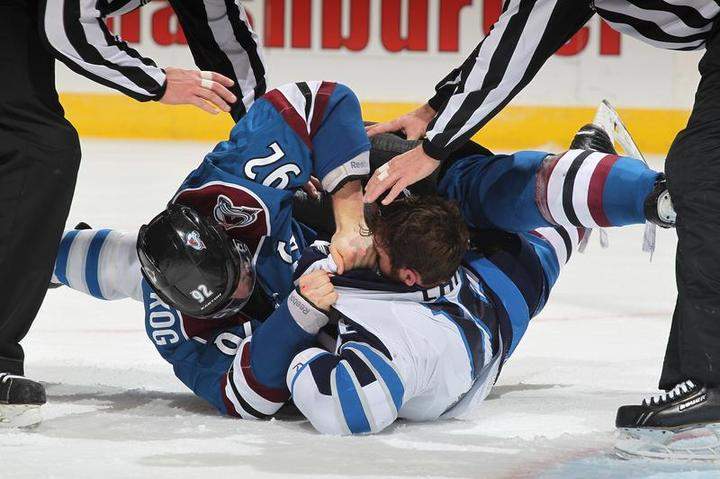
left=136, top=204, right=255, bottom=319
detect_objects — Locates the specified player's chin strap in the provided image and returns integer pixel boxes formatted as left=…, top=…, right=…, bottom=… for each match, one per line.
left=591, top=100, right=657, bottom=260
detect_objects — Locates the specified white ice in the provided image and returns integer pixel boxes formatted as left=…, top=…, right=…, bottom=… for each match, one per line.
left=2, top=140, right=719, bottom=479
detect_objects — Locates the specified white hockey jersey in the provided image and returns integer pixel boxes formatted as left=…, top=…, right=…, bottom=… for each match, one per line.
left=286, top=243, right=507, bottom=434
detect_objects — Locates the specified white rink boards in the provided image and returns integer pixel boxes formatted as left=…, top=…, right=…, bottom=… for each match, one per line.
left=2, top=140, right=719, bottom=478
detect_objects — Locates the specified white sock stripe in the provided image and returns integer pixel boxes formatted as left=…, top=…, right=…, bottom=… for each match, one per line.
left=95, top=230, right=123, bottom=299
left=304, top=81, right=323, bottom=134
left=547, top=150, right=584, bottom=227
left=118, top=231, right=144, bottom=301
left=275, top=83, right=311, bottom=126
left=228, top=369, right=284, bottom=416
left=223, top=378, right=242, bottom=415
left=571, top=152, right=605, bottom=228
left=243, top=321, right=253, bottom=338
left=534, top=227, right=567, bottom=265
left=65, top=230, right=95, bottom=295
left=223, top=378, right=258, bottom=420
left=60, top=230, right=144, bottom=301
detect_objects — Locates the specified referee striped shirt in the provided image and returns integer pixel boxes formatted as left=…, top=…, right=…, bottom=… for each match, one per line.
left=424, top=0, right=720, bottom=161
left=39, top=0, right=266, bottom=120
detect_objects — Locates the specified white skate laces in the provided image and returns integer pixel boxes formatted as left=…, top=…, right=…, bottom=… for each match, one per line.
left=642, top=380, right=697, bottom=406
left=642, top=222, right=656, bottom=258
left=577, top=228, right=609, bottom=254
left=0, top=373, right=22, bottom=384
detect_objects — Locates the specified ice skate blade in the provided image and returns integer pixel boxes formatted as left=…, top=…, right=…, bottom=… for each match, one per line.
left=615, top=425, right=720, bottom=461
left=0, top=404, right=43, bottom=429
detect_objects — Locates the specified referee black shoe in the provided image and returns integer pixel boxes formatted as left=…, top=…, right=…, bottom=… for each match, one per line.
left=569, top=123, right=617, bottom=154
left=616, top=380, right=720, bottom=430
left=0, top=373, right=46, bottom=428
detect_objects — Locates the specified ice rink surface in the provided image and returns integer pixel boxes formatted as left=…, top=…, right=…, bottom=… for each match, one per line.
left=2, top=139, right=719, bottom=479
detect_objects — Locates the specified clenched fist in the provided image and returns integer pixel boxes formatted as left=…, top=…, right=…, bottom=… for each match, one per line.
left=330, top=227, right=377, bottom=274
left=298, top=270, right=338, bottom=312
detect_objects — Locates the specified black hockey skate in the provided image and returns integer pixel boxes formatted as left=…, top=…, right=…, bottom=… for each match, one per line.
left=569, top=123, right=617, bottom=154
left=643, top=174, right=676, bottom=228
left=0, top=373, right=46, bottom=428
left=615, top=380, right=720, bottom=460
left=49, top=222, right=92, bottom=289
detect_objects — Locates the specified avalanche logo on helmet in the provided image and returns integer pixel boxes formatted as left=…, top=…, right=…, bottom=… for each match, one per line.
left=186, top=230, right=206, bottom=251
left=213, top=195, right=263, bottom=230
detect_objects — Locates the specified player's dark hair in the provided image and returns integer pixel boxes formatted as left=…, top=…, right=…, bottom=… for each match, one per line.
left=364, top=195, right=469, bottom=286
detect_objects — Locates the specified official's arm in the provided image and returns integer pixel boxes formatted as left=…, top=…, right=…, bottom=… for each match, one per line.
left=424, top=0, right=594, bottom=161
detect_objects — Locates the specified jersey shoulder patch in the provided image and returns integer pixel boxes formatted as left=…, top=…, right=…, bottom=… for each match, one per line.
left=173, top=181, right=271, bottom=247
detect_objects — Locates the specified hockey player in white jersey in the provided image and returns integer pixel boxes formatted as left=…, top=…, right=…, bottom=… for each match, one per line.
left=277, top=122, right=676, bottom=435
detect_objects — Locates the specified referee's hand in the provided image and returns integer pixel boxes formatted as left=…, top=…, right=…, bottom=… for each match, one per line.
left=159, top=67, right=237, bottom=115
left=365, top=103, right=437, bottom=140
left=363, top=145, right=440, bottom=205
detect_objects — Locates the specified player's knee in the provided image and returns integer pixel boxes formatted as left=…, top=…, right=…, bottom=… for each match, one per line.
left=288, top=348, right=350, bottom=435
left=288, top=345, right=404, bottom=435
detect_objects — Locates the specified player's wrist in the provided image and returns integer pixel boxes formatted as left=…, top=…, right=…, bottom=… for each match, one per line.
left=321, top=152, right=371, bottom=193
left=331, top=179, right=365, bottom=230
left=288, top=289, right=329, bottom=335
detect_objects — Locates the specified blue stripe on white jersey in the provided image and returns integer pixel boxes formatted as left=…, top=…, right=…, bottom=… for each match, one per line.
left=54, top=229, right=80, bottom=287
left=334, top=362, right=372, bottom=434
left=54, top=228, right=112, bottom=298
left=287, top=342, right=405, bottom=435
left=470, top=258, right=530, bottom=357
left=85, top=229, right=112, bottom=298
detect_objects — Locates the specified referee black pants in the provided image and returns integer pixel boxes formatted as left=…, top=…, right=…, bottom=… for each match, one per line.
left=0, top=0, right=80, bottom=375
left=662, top=27, right=720, bottom=389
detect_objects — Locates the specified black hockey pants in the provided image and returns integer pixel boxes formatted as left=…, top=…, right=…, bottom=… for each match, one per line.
left=0, top=0, right=81, bottom=375
left=661, top=25, right=720, bottom=389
